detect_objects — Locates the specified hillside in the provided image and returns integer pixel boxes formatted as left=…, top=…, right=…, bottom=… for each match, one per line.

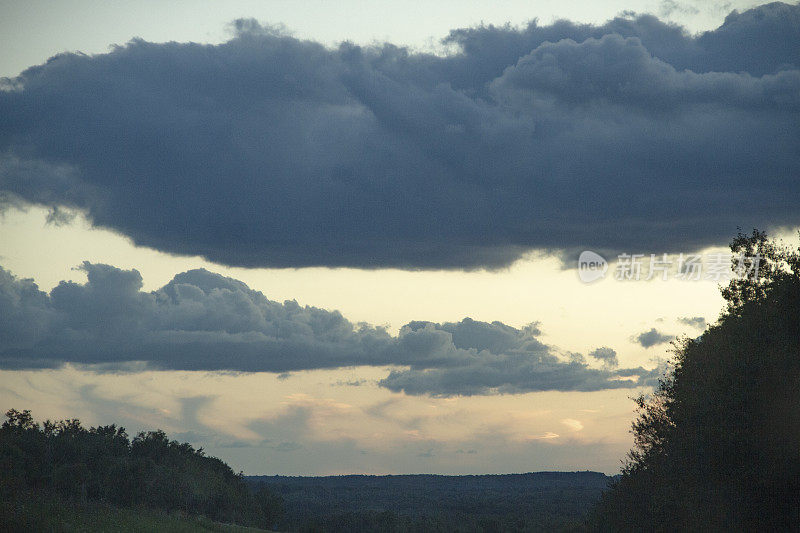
left=0, top=407, right=611, bottom=532
left=0, top=410, right=283, bottom=531
left=2, top=493, right=272, bottom=532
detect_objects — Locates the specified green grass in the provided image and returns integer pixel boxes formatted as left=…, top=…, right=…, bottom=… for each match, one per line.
left=0, top=496, right=273, bottom=532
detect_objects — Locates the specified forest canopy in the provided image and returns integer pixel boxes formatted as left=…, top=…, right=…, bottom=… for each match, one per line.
left=0, top=409, right=283, bottom=529
left=591, top=230, right=800, bottom=530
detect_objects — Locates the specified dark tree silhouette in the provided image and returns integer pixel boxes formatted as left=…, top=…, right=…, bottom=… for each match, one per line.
left=0, top=410, right=283, bottom=529
left=591, top=230, right=800, bottom=530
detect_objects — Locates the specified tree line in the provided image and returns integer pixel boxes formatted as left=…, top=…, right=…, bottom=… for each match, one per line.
left=0, top=410, right=283, bottom=529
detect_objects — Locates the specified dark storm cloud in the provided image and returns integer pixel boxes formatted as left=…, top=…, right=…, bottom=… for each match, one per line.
left=1, top=3, right=799, bottom=269
left=634, top=327, right=676, bottom=348
left=0, top=263, right=657, bottom=395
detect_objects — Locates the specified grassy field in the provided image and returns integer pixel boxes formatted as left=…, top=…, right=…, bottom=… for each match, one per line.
left=0, top=496, right=272, bottom=533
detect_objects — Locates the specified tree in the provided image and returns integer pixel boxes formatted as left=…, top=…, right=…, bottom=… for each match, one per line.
left=0, top=410, right=284, bottom=529
left=591, top=230, right=800, bottom=531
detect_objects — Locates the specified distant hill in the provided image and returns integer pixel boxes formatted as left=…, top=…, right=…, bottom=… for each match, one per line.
left=0, top=407, right=612, bottom=532
left=247, top=472, right=612, bottom=531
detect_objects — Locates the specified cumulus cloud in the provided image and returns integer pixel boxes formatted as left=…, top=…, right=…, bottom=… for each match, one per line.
left=0, top=3, right=798, bottom=269
left=634, top=327, right=676, bottom=348
left=0, top=263, right=658, bottom=395
left=589, top=347, right=619, bottom=368
left=678, top=316, right=707, bottom=329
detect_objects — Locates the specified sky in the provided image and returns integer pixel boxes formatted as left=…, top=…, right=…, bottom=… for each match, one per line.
left=0, top=0, right=798, bottom=475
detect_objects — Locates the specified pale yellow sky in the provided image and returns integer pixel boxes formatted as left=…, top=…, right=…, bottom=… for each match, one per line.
left=0, top=364, right=644, bottom=474
left=0, top=204, right=738, bottom=474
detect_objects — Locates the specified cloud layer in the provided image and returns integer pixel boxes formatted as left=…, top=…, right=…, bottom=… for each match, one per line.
left=678, top=316, right=706, bottom=329
left=634, top=327, right=676, bottom=348
left=1, top=3, right=798, bottom=269
left=0, top=263, right=658, bottom=395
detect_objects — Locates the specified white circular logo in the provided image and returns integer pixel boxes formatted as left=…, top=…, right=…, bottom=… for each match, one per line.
left=578, top=250, right=608, bottom=283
